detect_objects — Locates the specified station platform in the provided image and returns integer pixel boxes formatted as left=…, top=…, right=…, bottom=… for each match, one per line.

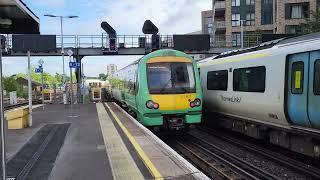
left=3, top=103, right=208, bottom=180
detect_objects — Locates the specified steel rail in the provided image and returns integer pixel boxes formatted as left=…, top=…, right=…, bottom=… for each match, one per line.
left=174, top=140, right=258, bottom=180
left=198, top=127, right=320, bottom=179
left=186, top=134, right=281, bottom=180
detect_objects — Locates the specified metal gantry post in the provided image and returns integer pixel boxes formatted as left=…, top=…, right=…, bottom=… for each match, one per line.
left=38, top=59, right=45, bottom=110
left=69, top=56, right=73, bottom=106
left=28, top=51, right=33, bottom=127
left=0, top=48, right=6, bottom=180
left=41, top=69, right=44, bottom=109
left=82, top=63, right=85, bottom=104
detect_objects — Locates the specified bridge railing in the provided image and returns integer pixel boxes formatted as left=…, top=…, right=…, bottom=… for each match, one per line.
left=2, top=34, right=262, bottom=52
left=212, top=34, right=262, bottom=48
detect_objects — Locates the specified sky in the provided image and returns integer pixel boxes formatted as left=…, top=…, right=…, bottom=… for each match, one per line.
left=3, top=0, right=211, bottom=77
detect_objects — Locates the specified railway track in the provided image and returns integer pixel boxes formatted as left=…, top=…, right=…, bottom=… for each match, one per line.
left=4, top=100, right=42, bottom=111
left=172, top=135, right=280, bottom=180
left=198, top=127, right=320, bottom=179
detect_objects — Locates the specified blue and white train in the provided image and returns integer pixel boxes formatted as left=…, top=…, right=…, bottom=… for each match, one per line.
left=199, top=33, right=320, bottom=157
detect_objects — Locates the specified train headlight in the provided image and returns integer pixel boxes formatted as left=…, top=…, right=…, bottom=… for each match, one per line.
left=146, top=100, right=159, bottom=109
left=153, top=103, right=159, bottom=109
left=190, top=98, right=201, bottom=108
left=194, top=98, right=201, bottom=106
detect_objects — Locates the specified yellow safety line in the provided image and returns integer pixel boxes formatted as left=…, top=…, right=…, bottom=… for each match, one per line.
left=105, top=103, right=163, bottom=179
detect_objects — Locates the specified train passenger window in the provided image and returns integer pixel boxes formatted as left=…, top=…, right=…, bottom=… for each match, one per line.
left=291, top=61, right=304, bottom=94
left=207, top=70, right=228, bottom=91
left=314, top=60, right=320, bottom=95
left=233, top=66, right=266, bottom=92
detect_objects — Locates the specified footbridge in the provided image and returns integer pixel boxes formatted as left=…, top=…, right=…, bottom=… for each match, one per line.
left=1, top=34, right=257, bottom=57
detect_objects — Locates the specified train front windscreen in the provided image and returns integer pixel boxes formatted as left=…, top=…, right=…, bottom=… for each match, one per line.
left=147, top=62, right=196, bottom=94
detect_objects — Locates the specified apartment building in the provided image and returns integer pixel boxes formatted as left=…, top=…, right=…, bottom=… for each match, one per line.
left=106, top=64, right=117, bottom=76
left=202, top=0, right=320, bottom=47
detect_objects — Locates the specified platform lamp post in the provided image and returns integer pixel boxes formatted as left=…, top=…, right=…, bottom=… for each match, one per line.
left=44, top=14, right=78, bottom=104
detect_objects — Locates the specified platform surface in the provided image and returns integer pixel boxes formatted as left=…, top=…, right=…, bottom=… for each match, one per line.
left=4, top=103, right=208, bottom=180
left=104, top=102, right=208, bottom=180
left=5, top=104, right=113, bottom=180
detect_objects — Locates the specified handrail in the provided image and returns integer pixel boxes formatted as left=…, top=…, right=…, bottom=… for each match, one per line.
left=2, top=34, right=262, bottom=50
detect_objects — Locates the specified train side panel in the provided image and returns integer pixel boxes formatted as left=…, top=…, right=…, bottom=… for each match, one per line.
left=201, top=51, right=289, bottom=127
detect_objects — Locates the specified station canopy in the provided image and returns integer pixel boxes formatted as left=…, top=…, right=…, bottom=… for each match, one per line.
left=0, top=0, right=39, bottom=34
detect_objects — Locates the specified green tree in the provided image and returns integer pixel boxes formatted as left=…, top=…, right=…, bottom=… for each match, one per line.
left=99, top=73, right=108, bottom=81
left=55, top=73, right=63, bottom=84
left=300, top=11, right=320, bottom=34
left=3, top=76, right=17, bottom=92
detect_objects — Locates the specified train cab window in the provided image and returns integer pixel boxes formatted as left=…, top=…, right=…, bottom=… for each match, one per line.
left=147, top=62, right=196, bottom=94
left=233, top=66, right=266, bottom=92
left=291, top=61, right=304, bottom=94
left=207, top=70, right=228, bottom=91
left=314, top=60, right=320, bottom=95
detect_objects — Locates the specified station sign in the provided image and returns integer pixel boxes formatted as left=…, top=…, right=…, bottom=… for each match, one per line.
left=69, top=62, right=81, bottom=69
left=35, top=67, right=43, bottom=73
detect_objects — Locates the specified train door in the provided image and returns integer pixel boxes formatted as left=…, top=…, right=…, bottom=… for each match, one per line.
left=308, top=51, right=320, bottom=129
left=287, top=52, right=312, bottom=127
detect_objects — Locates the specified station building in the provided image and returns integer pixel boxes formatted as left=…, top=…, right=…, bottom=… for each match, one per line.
left=106, top=64, right=117, bottom=76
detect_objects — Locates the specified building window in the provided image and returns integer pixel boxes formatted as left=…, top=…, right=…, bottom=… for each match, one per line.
left=232, top=33, right=241, bottom=47
left=262, top=0, right=272, bottom=4
left=232, top=14, right=240, bottom=27
left=232, top=0, right=240, bottom=6
left=314, top=60, right=320, bottom=95
left=291, top=62, right=304, bottom=94
left=246, top=13, right=255, bottom=26
left=261, top=12, right=273, bottom=25
left=285, top=3, right=309, bottom=19
left=204, top=17, right=213, bottom=34
left=207, top=70, right=228, bottom=91
left=233, top=66, right=266, bottom=92
left=285, top=25, right=302, bottom=34
left=246, top=0, right=255, bottom=5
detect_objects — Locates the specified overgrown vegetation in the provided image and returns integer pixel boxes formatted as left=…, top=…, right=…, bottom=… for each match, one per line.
left=300, top=11, right=320, bottom=34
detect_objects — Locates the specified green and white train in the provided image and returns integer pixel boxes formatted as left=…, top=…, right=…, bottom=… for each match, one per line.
left=109, top=49, right=202, bottom=130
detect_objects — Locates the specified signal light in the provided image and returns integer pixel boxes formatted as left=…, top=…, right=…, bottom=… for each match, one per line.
left=109, top=38, right=116, bottom=51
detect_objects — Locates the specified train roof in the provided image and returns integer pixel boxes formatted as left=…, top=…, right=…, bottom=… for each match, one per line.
left=213, top=32, right=320, bottom=60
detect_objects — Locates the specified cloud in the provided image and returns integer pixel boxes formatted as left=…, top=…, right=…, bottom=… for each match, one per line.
left=33, top=0, right=65, bottom=7
left=99, top=0, right=210, bottom=34
left=2, top=55, right=142, bottom=77
left=82, top=56, right=142, bottom=76
left=39, top=0, right=210, bottom=35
